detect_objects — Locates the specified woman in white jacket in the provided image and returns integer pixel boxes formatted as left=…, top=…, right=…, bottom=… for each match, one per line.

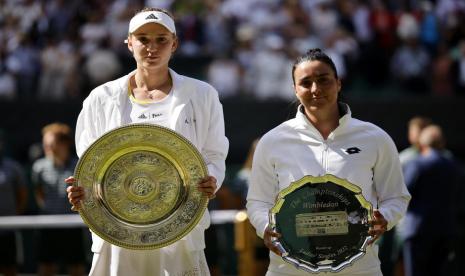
left=65, top=7, right=228, bottom=276
left=246, top=48, right=411, bottom=276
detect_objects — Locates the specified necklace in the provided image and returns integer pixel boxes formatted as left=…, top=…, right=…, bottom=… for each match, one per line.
left=147, top=89, right=162, bottom=100
left=132, top=74, right=172, bottom=101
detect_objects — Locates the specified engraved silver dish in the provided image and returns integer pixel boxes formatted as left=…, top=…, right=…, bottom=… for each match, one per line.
left=269, top=174, right=373, bottom=273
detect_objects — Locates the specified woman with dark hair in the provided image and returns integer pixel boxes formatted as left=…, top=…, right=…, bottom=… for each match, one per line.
left=246, top=48, right=411, bottom=275
left=65, top=7, right=228, bottom=276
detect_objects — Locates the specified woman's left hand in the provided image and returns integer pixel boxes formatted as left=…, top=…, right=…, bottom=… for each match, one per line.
left=367, top=209, right=388, bottom=245
left=197, top=176, right=217, bottom=199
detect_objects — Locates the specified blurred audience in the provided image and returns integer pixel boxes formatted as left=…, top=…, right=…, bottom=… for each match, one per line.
left=83, top=39, right=122, bottom=88
left=453, top=39, right=465, bottom=95
left=0, top=129, right=28, bottom=276
left=38, top=37, right=80, bottom=101
left=391, top=13, right=431, bottom=94
left=207, top=52, right=241, bottom=99
left=31, top=123, right=86, bottom=276
left=0, top=46, right=17, bottom=101
left=245, top=34, right=294, bottom=101
left=5, top=34, right=41, bottom=100
left=431, top=42, right=455, bottom=96
left=1, top=0, right=465, bottom=101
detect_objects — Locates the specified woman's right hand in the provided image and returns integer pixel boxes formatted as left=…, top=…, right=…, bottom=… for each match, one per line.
left=65, top=176, right=85, bottom=211
left=264, top=225, right=283, bottom=256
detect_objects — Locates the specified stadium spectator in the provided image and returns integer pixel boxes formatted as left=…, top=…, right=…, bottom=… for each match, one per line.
left=83, top=39, right=123, bottom=88
left=380, top=116, right=431, bottom=276
left=431, top=42, right=455, bottom=96
left=399, top=116, right=433, bottom=166
left=391, top=13, right=431, bottom=94
left=38, top=38, right=79, bottom=101
left=206, top=52, right=241, bottom=99
left=402, top=124, right=460, bottom=276
left=32, top=123, right=87, bottom=276
left=245, top=34, right=294, bottom=101
left=0, top=46, right=17, bottom=101
left=0, top=129, right=28, bottom=276
left=5, top=34, right=40, bottom=100
left=452, top=39, right=465, bottom=95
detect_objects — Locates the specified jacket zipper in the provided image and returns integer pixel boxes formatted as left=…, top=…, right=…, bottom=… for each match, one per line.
left=322, top=141, right=329, bottom=173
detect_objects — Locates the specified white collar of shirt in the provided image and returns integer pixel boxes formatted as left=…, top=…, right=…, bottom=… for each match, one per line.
left=294, top=102, right=352, bottom=136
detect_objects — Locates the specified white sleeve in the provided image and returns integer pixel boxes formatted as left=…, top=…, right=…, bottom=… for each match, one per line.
left=75, top=95, right=100, bottom=158
left=373, top=131, right=412, bottom=230
left=201, top=88, right=229, bottom=191
left=75, top=93, right=107, bottom=253
left=246, top=137, right=279, bottom=238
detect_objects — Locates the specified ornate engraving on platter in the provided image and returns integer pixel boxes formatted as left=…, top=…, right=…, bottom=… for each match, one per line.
left=74, top=124, right=208, bottom=250
left=102, top=151, right=182, bottom=224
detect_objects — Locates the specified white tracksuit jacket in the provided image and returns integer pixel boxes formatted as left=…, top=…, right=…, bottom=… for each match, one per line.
left=247, top=104, right=411, bottom=275
left=75, top=69, right=228, bottom=275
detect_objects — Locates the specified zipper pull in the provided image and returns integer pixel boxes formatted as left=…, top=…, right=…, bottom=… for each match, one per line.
left=323, top=142, right=329, bottom=151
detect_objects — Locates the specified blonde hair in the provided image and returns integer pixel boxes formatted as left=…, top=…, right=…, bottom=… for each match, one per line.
left=408, top=116, right=432, bottom=130
left=42, top=123, right=73, bottom=145
left=419, top=125, right=445, bottom=150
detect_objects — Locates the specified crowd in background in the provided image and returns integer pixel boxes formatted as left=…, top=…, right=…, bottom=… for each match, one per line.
left=1, top=0, right=465, bottom=102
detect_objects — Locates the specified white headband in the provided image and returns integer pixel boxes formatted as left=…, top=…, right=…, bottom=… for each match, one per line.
left=128, top=11, right=176, bottom=35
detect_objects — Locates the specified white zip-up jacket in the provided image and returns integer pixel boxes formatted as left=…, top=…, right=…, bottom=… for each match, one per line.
left=247, top=104, right=411, bottom=275
left=75, top=69, right=228, bottom=256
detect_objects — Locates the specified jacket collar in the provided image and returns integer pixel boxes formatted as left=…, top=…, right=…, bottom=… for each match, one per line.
left=294, top=102, right=352, bottom=137
left=111, top=68, right=191, bottom=107
left=109, top=68, right=193, bottom=128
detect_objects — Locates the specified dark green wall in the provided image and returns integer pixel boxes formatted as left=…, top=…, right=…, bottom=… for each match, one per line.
left=1, top=97, right=464, bottom=165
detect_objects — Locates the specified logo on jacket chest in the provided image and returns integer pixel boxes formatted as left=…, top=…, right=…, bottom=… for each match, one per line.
left=345, top=147, right=361, bottom=155
left=138, top=113, right=163, bottom=120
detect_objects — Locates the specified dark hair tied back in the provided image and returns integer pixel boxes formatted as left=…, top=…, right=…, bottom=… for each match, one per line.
left=291, top=48, right=338, bottom=84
